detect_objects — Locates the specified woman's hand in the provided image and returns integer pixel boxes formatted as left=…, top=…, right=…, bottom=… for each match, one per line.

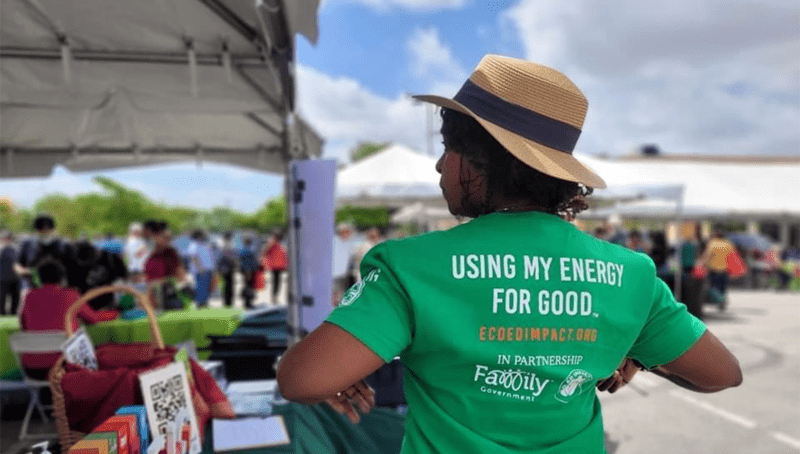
left=597, top=358, right=641, bottom=394
left=324, top=380, right=376, bottom=424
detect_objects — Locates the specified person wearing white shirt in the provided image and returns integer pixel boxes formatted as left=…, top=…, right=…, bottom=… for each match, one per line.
left=332, top=223, right=356, bottom=304
left=187, top=230, right=215, bottom=307
left=124, top=223, right=150, bottom=281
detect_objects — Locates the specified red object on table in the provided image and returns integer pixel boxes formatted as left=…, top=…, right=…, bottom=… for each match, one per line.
left=60, top=344, right=231, bottom=439
left=94, top=417, right=135, bottom=454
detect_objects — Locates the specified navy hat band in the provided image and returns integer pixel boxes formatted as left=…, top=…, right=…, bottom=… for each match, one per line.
left=453, top=79, right=581, bottom=154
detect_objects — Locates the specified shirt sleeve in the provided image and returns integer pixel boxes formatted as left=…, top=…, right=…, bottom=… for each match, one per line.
left=627, top=277, right=707, bottom=369
left=71, top=289, right=112, bottom=325
left=324, top=243, right=413, bottom=363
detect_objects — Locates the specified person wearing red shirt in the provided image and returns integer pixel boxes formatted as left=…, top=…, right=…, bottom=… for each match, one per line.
left=143, top=220, right=186, bottom=310
left=19, top=260, right=118, bottom=379
left=261, top=229, right=288, bottom=304
left=143, top=220, right=184, bottom=282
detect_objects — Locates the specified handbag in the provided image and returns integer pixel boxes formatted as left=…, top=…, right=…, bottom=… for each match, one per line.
left=691, top=263, right=707, bottom=279
left=49, top=285, right=233, bottom=451
left=254, top=270, right=266, bottom=290
left=726, top=250, right=748, bottom=279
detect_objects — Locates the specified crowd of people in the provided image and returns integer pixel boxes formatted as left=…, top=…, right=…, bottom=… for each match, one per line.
left=591, top=220, right=800, bottom=310
left=331, top=224, right=386, bottom=304
left=0, top=213, right=293, bottom=384
left=0, top=214, right=290, bottom=319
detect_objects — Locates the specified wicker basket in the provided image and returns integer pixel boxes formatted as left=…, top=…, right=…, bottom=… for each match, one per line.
left=48, top=284, right=164, bottom=451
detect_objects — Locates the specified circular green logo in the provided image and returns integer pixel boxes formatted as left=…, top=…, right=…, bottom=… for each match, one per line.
left=340, top=281, right=365, bottom=307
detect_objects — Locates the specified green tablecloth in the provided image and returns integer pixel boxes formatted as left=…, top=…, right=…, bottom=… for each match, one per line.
left=0, top=316, right=21, bottom=379
left=0, top=307, right=243, bottom=379
left=202, top=403, right=405, bottom=454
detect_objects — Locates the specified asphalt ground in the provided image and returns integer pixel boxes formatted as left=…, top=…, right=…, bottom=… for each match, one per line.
left=601, top=290, right=800, bottom=453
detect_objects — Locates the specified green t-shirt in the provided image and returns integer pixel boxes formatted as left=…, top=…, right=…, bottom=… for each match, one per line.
left=326, top=211, right=706, bottom=454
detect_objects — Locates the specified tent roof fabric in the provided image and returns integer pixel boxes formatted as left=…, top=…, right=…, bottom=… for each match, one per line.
left=336, top=144, right=444, bottom=207
left=0, top=0, right=322, bottom=178
left=581, top=154, right=800, bottom=219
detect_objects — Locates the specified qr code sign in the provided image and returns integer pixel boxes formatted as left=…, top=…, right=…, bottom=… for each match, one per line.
left=150, top=374, right=187, bottom=434
left=139, top=362, right=201, bottom=454
left=72, top=338, right=98, bottom=369
left=61, top=328, right=98, bottom=370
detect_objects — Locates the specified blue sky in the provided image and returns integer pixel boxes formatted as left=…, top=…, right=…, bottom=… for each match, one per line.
left=2, top=0, right=798, bottom=213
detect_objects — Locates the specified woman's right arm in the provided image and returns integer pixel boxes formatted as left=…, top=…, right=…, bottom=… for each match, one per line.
left=651, top=329, right=742, bottom=393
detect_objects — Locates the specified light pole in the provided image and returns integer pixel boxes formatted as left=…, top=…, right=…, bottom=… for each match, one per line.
left=408, top=95, right=439, bottom=157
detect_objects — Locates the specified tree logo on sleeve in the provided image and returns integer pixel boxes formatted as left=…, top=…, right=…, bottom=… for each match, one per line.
left=339, top=268, right=381, bottom=307
left=555, top=369, right=593, bottom=403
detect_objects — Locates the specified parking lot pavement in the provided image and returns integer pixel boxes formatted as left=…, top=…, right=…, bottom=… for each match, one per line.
left=601, top=290, right=800, bottom=454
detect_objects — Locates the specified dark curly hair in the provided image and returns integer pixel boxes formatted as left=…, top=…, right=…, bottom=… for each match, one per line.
left=440, top=108, right=592, bottom=220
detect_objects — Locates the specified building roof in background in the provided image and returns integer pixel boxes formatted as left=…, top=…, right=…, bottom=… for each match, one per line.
left=582, top=153, right=800, bottom=219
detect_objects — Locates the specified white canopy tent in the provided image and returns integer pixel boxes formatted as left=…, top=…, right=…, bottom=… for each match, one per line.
left=335, top=144, right=445, bottom=208
left=0, top=0, right=323, bottom=177
left=580, top=154, right=800, bottom=220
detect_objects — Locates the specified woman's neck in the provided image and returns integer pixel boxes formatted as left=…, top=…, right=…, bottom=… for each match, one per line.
left=490, top=196, right=550, bottom=214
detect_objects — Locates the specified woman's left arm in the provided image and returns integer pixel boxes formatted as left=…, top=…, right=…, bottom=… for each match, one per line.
left=277, top=322, right=385, bottom=405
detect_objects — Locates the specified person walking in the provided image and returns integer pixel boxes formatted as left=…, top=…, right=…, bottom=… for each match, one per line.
left=261, top=229, right=288, bottom=304
left=188, top=230, right=215, bottom=307
left=239, top=236, right=259, bottom=309
left=277, top=55, right=742, bottom=453
left=216, top=231, right=238, bottom=308
left=0, top=231, right=21, bottom=315
left=698, top=227, right=737, bottom=309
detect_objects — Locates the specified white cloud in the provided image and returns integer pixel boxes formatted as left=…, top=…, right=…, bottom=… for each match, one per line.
left=407, top=28, right=468, bottom=87
left=322, top=0, right=466, bottom=13
left=501, top=0, right=800, bottom=156
left=0, top=168, right=100, bottom=209
left=296, top=64, right=436, bottom=162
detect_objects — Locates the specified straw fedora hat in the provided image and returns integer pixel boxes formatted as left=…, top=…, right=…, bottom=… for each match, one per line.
left=413, top=54, right=606, bottom=189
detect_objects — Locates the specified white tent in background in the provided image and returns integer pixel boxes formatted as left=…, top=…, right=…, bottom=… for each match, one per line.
left=579, top=154, right=800, bottom=220
left=336, top=144, right=444, bottom=208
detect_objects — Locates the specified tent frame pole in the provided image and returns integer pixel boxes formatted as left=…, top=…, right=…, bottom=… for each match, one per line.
left=285, top=123, right=302, bottom=348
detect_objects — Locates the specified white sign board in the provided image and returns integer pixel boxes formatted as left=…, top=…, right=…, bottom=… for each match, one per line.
left=139, top=363, right=201, bottom=454
left=291, top=159, right=336, bottom=335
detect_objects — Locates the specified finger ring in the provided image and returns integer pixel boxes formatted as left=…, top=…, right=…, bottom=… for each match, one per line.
left=335, top=392, right=342, bottom=397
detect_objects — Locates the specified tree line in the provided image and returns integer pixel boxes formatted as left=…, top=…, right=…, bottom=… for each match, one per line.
left=0, top=176, right=390, bottom=237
